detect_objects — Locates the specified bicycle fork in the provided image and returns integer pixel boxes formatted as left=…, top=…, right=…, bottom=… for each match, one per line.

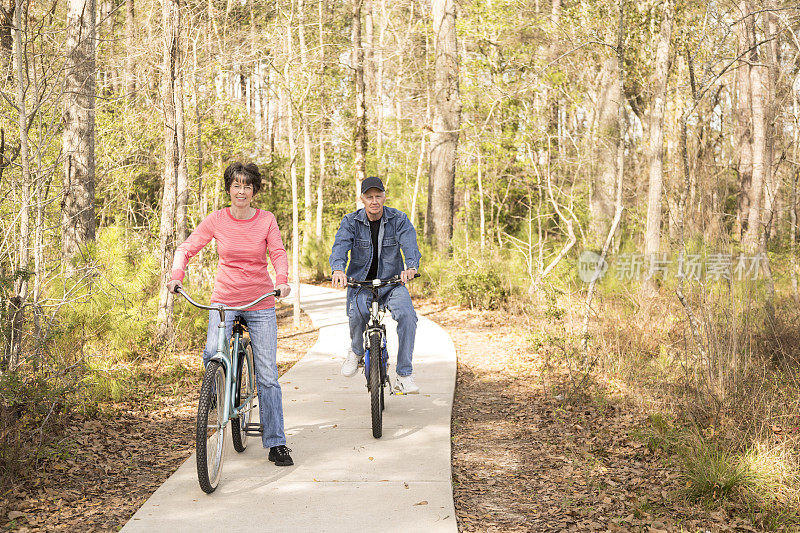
left=364, top=325, right=393, bottom=395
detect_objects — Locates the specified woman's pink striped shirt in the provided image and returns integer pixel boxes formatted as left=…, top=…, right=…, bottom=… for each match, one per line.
left=171, top=208, right=289, bottom=310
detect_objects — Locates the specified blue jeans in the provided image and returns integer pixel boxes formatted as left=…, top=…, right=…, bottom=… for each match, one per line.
left=348, top=285, right=417, bottom=377
left=203, top=306, right=286, bottom=449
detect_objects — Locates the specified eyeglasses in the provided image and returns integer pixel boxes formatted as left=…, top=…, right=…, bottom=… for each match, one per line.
left=231, top=182, right=254, bottom=191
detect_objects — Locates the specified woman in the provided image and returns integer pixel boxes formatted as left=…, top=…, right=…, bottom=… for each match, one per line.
left=166, top=162, right=294, bottom=466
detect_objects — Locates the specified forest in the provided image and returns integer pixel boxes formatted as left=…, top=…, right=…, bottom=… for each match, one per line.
left=2, top=0, right=800, bottom=529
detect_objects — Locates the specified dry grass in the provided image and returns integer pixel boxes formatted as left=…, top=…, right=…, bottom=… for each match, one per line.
left=539, top=281, right=800, bottom=529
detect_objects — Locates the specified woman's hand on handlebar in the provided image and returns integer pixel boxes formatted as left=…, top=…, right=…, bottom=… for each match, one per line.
left=275, top=283, right=291, bottom=298
left=167, top=279, right=182, bottom=294
left=331, top=270, right=347, bottom=289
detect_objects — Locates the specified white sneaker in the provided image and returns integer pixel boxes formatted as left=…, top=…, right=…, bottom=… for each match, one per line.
left=393, top=374, right=420, bottom=394
left=341, top=349, right=362, bottom=377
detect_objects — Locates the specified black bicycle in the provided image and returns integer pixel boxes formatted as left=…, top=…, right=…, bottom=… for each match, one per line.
left=346, top=274, right=419, bottom=438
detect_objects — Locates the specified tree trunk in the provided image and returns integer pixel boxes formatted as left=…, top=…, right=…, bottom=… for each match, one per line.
left=62, top=0, right=97, bottom=267
left=0, top=0, right=14, bottom=80
left=428, top=0, right=461, bottom=253
left=124, top=0, right=135, bottom=95
left=299, top=0, right=312, bottom=239
left=194, top=40, right=203, bottom=206
left=410, top=133, right=425, bottom=227
left=7, top=0, right=29, bottom=370
left=315, top=0, right=326, bottom=239
left=735, top=0, right=754, bottom=240
left=582, top=0, right=626, bottom=354
left=791, top=165, right=799, bottom=305
left=175, top=49, right=189, bottom=245
left=760, top=2, right=780, bottom=241
left=156, top=0, right=182, bottom=342
left=792, top=92, right=799, bottom=306
left=364, top=0, right=375, bottom=134
left=477, top=152, right=485, bottom=251
left=643, top=0, right=673, bottom=293
left=375, top=0, right=386, bottom=175
left=351, top=0, right=367, bottom=204
left=254, top=66, right=262, bottom=152
left=589, top=54, right=621, bottom=248
left=743, top=3, right=768, bottom=254
left=286, top=8, right=300, bottom=329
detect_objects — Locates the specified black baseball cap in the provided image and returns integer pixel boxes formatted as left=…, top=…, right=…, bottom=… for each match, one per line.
left=361, top=176, right=385, bottom=194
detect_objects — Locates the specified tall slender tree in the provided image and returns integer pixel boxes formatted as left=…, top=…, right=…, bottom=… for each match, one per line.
left=156, top=0, right=183, bottom=341
left=743, top=2, right=769, bottom=253
left=352, top=0, right=367, bottom=203
left=643, top=0, right=673, bottom=292
left=62, top=0, right=97, bottom=266
left=428, top=0, right=460, bottom=253
left=7, top=0, right=29, bottom=370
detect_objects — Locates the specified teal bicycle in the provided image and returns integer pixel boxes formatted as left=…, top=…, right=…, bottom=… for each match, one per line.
left=176, top=287, right=280, bottom=493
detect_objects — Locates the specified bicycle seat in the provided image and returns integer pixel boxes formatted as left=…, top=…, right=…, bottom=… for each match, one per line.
left=232, top=315, right=248, bottom=333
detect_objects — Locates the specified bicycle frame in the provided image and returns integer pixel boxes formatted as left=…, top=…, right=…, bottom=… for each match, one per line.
left=362, top=284, right=388, bottom=382
left=177, top=287, right=277, bottom=427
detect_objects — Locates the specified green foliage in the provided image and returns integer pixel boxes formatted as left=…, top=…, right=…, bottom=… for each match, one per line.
left=301, top=233, right=335, bottom=282
left=80, top=358, right=140, bottom=403
left=681, top=437, right=751, bottom=502
left=0, top=366, right=78, bottom=481
left=419, top=238, right=524, bottom=311
left=454, top=270, right=510, bottom=310
left=53, top=226, right=159, bottom=361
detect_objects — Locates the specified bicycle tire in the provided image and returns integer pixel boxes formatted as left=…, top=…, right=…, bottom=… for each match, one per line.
left=369, top=331, right=383, bottom=438
left=380, top=346, right=386, bottom=412
left=231, top=339, right=254, bottom=452
left=196, top=360, right=227, bottom=494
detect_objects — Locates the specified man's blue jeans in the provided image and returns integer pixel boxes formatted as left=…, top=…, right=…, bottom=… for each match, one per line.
left=203, top=306, right=286, bottom=449
left=348, top=285, right=417, bottom=377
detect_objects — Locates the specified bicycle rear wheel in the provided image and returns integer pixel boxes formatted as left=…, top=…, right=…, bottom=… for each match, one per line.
left=369, top=331, right=383, bottom=438
left=232, top=339, right=254, bottom=452
left=196, top=360, right=227, bottom=493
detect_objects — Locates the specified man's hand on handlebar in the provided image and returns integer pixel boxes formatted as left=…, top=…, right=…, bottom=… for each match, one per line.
left=331, top=270, right=347, bottom=289
left=400, top=268, right=418, bottom=284
left=167, top=279, right=182, bottom=294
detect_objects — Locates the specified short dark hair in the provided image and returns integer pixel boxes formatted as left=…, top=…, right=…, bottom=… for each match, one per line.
left=224, top=162, right=262, bottom=195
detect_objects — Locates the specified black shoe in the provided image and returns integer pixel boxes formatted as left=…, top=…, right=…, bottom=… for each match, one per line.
left=268, top=445, right=294, bottom=466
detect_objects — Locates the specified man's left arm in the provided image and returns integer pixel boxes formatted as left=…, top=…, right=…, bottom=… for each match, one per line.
left=396, top=211, right=421, bottom=283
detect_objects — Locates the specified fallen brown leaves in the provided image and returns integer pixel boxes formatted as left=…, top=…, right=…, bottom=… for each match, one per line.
left=417, top=299, right=760, bottom=533
left=0, top=305, right=315, bottom=532
left=1, top=297, right=769, bottom=532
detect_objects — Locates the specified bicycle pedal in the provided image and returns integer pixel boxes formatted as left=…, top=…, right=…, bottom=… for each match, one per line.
left=243, top=423, right=263, bottom=436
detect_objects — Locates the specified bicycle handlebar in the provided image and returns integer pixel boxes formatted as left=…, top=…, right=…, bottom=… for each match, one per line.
left=339, top=273, right=420, bottom=288
left=175, top=287, right=281, bottom=312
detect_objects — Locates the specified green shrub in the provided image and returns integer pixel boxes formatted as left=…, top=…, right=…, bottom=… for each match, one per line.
left=53, top=226, right=159, bottom=361
left=300, top=234, right=334, bottom=282
left=681, top=437, right=751, bottom=501
left=454, top=270, right=510, bottom=310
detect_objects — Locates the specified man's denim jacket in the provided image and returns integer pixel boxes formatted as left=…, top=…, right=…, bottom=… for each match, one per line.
left=329, top=206, right=421, bottom=289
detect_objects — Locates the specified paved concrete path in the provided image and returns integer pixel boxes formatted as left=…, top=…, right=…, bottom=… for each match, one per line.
left=122, top=284, right=457, bottom=532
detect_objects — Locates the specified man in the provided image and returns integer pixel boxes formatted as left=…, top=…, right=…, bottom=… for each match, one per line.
left=329, top=176, right=421, bottom=394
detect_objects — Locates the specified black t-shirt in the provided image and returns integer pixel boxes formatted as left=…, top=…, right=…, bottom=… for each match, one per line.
left=366, top=218, right=380, bottom=280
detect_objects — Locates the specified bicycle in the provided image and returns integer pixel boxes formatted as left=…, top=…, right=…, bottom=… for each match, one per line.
left=175, top=286, right=280, bottom=494
left=345, top=274, right=419, bottom=439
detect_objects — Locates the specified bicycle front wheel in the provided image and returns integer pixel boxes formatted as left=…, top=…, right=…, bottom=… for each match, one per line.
left=369, top=331, right=383, bottom=439
left=196, top=360, right=227, bottom=493
left=232, top=339, right=254, bottom=453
